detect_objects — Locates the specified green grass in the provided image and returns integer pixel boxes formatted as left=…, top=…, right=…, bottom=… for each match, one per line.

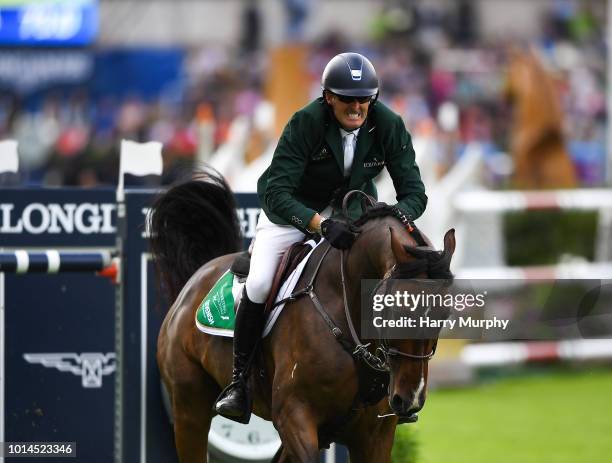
left=393, top=369, right=612, bottom=463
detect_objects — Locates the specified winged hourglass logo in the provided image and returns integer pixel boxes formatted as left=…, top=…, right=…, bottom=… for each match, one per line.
left=23, top=352, right=116, bottom=388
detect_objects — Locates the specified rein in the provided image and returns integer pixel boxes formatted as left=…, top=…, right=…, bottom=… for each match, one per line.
left=280, top=191, right=450, bottom=430
left=287, top=191, right=438, bottom=374
left=288, top=241, right=436, bottom=374
left=280, top=190, right=442, bottom=429
left=338, top=190, right=437, bottom=369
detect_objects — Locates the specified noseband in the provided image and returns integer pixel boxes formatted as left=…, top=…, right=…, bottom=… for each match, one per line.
left=379, top=338, right=438, bottom=362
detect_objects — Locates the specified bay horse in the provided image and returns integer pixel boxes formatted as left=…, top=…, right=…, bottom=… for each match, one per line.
left=150, top=170, right=456, bottom=463
left=504, top=48, right=577, bottom=188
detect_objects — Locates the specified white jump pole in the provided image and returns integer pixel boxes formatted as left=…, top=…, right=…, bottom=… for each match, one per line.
left=115, top=139, right=163, bottom=463
left=0, top=139, right=17, bottom=454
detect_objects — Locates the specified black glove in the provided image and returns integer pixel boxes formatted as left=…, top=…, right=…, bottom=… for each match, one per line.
left=320, top=219, right=359, bottom=249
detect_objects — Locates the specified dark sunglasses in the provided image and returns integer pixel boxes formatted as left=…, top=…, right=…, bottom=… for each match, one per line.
left=334, top=94, right=373, bottom=104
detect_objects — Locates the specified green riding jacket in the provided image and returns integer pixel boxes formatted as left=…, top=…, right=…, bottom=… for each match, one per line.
left=257, top=97, right=427, bottom=233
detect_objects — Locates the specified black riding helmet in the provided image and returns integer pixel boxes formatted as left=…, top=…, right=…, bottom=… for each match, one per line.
left=321, top=52, right=379, bottom=98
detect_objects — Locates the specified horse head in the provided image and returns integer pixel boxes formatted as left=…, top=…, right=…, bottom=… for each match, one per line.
left=503, top=47, right=577, bottom=188
left=383, top=227, right=456, bottom=419
left=329, top=193, right=457, bottom=422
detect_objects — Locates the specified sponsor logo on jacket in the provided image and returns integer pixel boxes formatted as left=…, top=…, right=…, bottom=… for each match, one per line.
left=311, top=146, right=332, bottom=161
left=363, top=159, right=385, bottom=168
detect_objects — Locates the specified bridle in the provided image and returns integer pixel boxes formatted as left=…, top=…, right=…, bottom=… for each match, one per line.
left=285, top=191, right=441, bottom=373
left=339, top=247, right=438, bottom=373
left=337, top=190, right=438, bottom=372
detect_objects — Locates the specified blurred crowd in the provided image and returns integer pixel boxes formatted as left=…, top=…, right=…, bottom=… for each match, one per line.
left=0, top=0, right=607, bottom=187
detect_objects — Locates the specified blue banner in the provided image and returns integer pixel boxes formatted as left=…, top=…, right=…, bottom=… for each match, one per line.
left=0, top=188, right=116, bottom=247
left=0, top=0, right=98, bottom=46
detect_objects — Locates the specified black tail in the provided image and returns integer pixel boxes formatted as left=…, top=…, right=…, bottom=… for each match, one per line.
left=149, top=169, right=242, bottom=302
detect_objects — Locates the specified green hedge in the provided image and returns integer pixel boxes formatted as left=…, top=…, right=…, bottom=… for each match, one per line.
left=503, top=211, right=597, bottom=265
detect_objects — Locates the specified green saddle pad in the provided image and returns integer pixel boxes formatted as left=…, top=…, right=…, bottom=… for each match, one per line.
left=195, top=270, right=238, bottom=334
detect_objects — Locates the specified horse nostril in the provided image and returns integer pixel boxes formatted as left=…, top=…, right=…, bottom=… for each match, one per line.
left=391, top=394, right=404, bottom=412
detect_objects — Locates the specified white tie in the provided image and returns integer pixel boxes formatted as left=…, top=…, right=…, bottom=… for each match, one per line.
left=343, top=132, right=355, bottom=177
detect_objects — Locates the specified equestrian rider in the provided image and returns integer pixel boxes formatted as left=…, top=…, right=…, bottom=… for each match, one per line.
left=214, top=52, right=427, bottom=422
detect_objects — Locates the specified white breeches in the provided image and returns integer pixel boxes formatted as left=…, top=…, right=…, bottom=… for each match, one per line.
left=245, top=211, right=307, bottom=304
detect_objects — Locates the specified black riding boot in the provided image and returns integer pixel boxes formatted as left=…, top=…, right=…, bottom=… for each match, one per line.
left=214, top=289, right=265, bottom=423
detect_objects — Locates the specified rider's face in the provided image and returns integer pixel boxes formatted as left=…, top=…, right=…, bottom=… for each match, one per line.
left=325, top=92, right=372, bottom=131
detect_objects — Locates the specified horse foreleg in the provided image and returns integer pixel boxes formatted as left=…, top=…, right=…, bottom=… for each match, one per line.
left=169, top=371, right=219, bottom=463
left=346, top=413, right=397, bottom=463
left=273, top=403, right=320, bottom=463
left=271, top=447, right=293, bottom=463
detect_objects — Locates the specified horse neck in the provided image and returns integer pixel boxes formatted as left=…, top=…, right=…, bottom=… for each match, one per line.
left=512, top=59, right=563, bottom=129
left=348, top=218, right=398, bottom=279
left=342, top=218, right=402, bottom=327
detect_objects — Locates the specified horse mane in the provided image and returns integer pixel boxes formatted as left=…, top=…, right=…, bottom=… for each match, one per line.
left=149, top=169, right=242, bottom=303
left=354, top=206, right=453, bottom=280
left=353, top=206, right=397, bottom=227
left=404, top=246, right=453, bottom=280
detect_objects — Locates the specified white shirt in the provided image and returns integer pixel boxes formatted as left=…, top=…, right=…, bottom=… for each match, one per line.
left=319, top=127, right=360, bottom=219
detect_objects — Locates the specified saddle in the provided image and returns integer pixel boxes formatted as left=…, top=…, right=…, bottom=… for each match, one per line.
left=229, top=238, right=315, bottom=314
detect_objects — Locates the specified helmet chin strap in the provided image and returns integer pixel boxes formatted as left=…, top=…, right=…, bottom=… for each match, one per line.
left=370, top=91, right=380, bottom=106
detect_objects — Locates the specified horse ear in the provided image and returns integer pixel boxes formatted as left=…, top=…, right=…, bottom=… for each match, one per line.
left=390, top=227, right=410, bottom=264
left=443, top=229, right=456, bottom=256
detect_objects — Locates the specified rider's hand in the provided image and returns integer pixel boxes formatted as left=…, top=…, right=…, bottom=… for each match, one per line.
left=320, top=219, right=359, bottom=249
left=307, top=213, right=323, bottom=234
